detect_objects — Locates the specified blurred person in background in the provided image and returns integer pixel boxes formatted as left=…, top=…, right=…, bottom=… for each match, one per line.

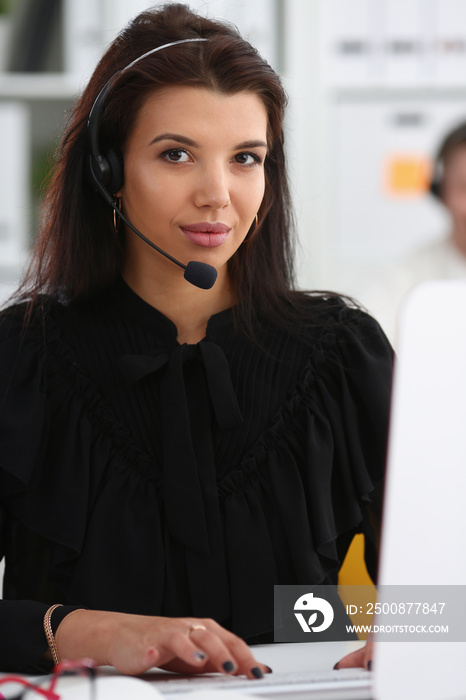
left=363, top=121, right=466, bottom=344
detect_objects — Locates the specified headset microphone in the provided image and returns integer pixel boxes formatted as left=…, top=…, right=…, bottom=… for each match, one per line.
left=88, top=160, right=218, bottom=289
left=87, top=37, right=218, bottom=291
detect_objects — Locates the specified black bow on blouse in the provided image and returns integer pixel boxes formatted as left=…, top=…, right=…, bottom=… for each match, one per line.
left=120, top=341, right=242, bottom=556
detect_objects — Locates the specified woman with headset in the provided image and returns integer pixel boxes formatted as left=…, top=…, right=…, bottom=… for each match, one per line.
left=0, top=3, right=392, bottom=678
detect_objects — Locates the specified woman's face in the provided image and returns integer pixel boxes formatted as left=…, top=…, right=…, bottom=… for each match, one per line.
left=119, top=85, right=268, bottom=288
left=442, top=145, right=466, bottom=219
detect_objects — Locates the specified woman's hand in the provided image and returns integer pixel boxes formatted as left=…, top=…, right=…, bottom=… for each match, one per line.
left=333, top=640, right=373, bottom=670
left=55, top=610, right=270, bottom=678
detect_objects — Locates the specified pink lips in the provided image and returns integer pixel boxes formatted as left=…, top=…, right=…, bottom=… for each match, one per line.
left=181, top=222, right=231, bottom=248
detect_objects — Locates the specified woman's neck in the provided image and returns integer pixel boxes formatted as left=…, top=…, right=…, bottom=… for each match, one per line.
left=122, top=264, right=235, bottom=344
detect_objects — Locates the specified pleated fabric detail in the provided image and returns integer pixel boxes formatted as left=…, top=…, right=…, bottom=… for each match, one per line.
left=0, top=279, right=393, bottom=644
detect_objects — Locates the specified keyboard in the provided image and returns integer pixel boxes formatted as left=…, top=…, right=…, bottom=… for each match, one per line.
left=153, top=668, right=372, bottom=699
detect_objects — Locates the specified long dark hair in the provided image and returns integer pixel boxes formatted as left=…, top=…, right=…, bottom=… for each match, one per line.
left=15, top=3, right=339, bottom=338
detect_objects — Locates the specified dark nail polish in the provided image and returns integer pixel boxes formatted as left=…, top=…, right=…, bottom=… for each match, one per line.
left=265, top=665, right=273, bottom=674
left=367, top=660, right=372, bottom=671
left=222, top=660, right=235, bottom=673
left=251, top=667, right=264, bottom=679
left=333, top=663, right=340, bottom=670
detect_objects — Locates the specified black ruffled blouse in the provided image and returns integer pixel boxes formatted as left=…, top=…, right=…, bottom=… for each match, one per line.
left=0, top=279, right=393, bottom=672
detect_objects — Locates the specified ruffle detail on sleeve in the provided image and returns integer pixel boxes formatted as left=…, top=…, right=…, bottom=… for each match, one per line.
left=0, top=306, right=166, bottom=609
left=218, top=309, right=393, bottom=639
left=0, top=300, right=392, bottom=643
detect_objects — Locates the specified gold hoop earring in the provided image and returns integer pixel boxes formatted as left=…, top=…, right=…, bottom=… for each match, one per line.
left=113, top=196, right=122, bottom=233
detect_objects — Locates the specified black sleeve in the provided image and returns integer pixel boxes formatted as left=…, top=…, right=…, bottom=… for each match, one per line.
left=0, top=593, right=79, bottom=673
left=313, top=305, right=394, bottom=582
left=0, top=307, right=80, bottom=673
left=336, top=308, right=393, bottom=582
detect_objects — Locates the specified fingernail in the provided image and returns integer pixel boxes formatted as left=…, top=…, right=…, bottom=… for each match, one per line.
left=251, top=667, right=264, bottom=679
left=265, top=665, right=273, bottom=674
left=222, top=661, right=235, bottom=673
left=367, top=660, right=372, bottom=671
left=333, top=663, right=340, bottom=670
left=193, top=651, right=207, bottom=662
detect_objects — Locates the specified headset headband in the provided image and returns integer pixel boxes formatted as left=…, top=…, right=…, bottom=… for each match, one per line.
left=88, top=38, right=208, bottom=161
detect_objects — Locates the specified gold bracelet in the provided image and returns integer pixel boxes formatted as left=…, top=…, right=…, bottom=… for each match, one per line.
left=43, top=603, right=63, bottom=666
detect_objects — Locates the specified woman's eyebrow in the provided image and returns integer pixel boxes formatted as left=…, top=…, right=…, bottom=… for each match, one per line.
left=149, top=133, right=268, bottom=150
left=234, top=140, right=268, bottom=150
left=149, top=133, right=198, bottom=147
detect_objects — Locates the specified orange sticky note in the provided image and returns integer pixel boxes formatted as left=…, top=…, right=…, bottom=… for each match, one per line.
left=385, top=155, right=431, bottom=196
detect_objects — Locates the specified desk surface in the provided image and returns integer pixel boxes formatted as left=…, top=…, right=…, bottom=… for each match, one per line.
left=0, top=641, right=367, bottom=700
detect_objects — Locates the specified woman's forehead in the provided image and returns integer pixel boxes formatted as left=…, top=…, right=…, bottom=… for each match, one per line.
left=129, top=85, right=269, bottom=148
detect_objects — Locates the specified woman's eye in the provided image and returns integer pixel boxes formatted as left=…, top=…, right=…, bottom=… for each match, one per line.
left=162, top=149, right=190, bottom=163
left=234, top=152, right=261, bottom=166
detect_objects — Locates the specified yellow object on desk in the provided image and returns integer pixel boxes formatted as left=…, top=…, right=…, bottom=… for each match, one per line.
left=338, top=534, right=377, bottom=639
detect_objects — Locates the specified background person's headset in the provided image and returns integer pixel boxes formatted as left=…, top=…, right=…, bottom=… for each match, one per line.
left=429, top=121, right=466, bottom=200
left=87, top=37, right=218, bottom=290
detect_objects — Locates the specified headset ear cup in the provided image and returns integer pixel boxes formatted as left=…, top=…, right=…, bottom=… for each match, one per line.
left=88, top=153, right=111, bottom=191
left=106, top=148, right=124, bottom=194
left=430, top=179, right=441, bottom=199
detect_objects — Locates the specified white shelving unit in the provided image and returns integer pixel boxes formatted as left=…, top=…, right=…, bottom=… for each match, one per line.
left=0, top=0, right=81, bottom=304
left=0, top=73, right=82, bottom=99
left=0, top=83, right=75, bottom=305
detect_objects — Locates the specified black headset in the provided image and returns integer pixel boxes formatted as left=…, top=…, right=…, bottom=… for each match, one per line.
left=85, top=37, right=218, bottom=290
left=87, top=38, right=207, bottom=201
left=430, top=121, right=466, bottom=200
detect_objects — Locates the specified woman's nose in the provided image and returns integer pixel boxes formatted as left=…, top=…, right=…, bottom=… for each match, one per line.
left=194, top=165, right=231, bottom=209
